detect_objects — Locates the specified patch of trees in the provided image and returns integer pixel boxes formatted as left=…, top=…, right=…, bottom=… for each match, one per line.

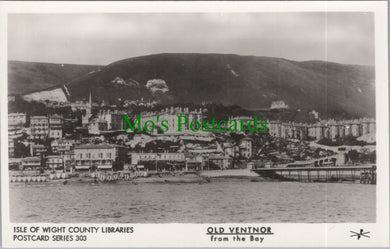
left=346, top=149, right=376, bottom=164
left=318, top=135, right=375, bottom=146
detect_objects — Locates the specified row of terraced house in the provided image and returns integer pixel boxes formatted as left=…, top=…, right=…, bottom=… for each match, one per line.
left=268, top=118, right=376, bottom=141
left=12, top=143, right=127, bottom=171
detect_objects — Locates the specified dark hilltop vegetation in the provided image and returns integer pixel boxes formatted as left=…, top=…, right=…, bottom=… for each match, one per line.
left=8, top=53, right=375, bottom=119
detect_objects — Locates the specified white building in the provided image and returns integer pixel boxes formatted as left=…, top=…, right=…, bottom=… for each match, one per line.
left=239, top=137, right=252, bottom=158
left=131, top=152, right=185, bottom=165
left=73, top=144, right=124, bottom=171
left=49, top=115, right=63, bottom=139
left=88, top=119, right=108, bottom=135
left=8, top=139, right=15, bottom=158
left=8, top=113, right=26, bottom=127
left=30, top=144, right=47, bottom=156
left=97, top=110, right=127, bottom=130
left=270, top=100, right=289, bottom=110
left=82, top=92, right=93, bottom=127
left=46, top=155, right=64, bottom=170
left=22, top=156, right=41, bottom=170
left=51, top=139, right=74, bottom=153
left=30, top=116, right=49, bottom=140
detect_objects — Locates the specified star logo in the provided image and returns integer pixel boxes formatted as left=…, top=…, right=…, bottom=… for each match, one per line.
left=350, top=229, right=370, bottom=240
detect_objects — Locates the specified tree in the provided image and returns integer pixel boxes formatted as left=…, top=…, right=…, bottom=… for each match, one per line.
left=368, top=151, right=376, bottom=163
left=230, top=133, right=245, bottom=144
left=347, top=150, right=360, bottom=165
left=14, top=142, right=30, bottom=158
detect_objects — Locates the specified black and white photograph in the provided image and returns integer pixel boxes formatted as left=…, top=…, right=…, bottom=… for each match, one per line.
left=0, top=1, right=389, bottom=248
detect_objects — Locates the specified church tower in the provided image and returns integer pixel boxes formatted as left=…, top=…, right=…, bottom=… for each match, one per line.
left=82, top=91, right=92, bottom=127
left=88, top=91, right=92, bottom=109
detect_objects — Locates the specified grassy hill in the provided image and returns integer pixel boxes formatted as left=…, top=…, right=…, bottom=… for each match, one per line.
left=65, top=53, right=375, bottom=118
left=8, top=60, right=102, bottom=95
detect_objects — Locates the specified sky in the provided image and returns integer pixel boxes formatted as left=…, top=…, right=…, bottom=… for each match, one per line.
left=8, top=12, right=375, bottom=66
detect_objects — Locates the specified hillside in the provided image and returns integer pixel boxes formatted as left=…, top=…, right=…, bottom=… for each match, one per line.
left=8, top=60, right=102, bottom=95
left=65, top=53, right=375, bottom=118
left=11, top=54, right=375, bottom=118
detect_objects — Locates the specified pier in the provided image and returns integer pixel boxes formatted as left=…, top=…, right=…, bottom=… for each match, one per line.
left=252, top=165, right=376, bottom=184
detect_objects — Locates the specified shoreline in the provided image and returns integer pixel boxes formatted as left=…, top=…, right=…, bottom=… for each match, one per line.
left=9, top=174, right=366, bottom=185
left=9, top=167, right=372, bottom=185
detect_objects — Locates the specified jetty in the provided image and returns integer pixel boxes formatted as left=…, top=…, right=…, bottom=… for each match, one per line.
left=252, top=165, right=376, bottom=184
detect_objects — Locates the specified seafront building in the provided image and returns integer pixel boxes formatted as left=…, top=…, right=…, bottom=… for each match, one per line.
left=73, top=144, right=126, bottom=171
left=220, top=138, right=253, bottom=160
left=131, top=152, right=186, bottom=165
left=207, top=155, right=233, bottom=169
left=21, top=156, right=41, bottom=170
left=238, top=137, right=253, bottom=158
left=130, top=152, right=235, bottom=171
left=63, top=151, right=75, bottom=170
left=46, top=155, right=64, bottom=170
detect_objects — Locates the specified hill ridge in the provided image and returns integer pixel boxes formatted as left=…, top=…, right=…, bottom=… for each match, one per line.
left=9, top=53, right=375, bottom=118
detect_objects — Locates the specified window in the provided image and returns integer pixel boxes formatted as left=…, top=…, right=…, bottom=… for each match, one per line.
left=87, top=153, right=91, bottom=159
left=107, top=153, right=111, bottom=158
left=99, top=153, right=103, bottom=158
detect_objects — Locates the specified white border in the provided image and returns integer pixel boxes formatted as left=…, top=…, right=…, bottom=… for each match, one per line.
left=0, top=1, right=388, bottom=247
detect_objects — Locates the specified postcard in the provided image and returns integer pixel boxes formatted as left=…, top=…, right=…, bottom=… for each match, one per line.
left=0, top=1, right=388, bottom=247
